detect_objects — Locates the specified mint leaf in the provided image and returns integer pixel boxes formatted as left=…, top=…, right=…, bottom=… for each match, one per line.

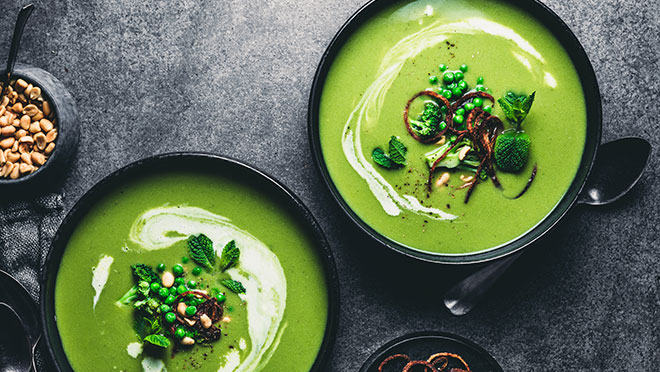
left=188, top=234, right=215, bottom=270
left=221, top=279, right=246, bottom=294
left=388, top=136, right=407, bottom=165
left=219, top=240, right=240, bottom=272
left=521, top=91, right=535, bottom=117
left=372, top=148, right=394, bottom=169
left=144, top=334, right=170, bottom=348
left=497, top=91, right=535, bottom=128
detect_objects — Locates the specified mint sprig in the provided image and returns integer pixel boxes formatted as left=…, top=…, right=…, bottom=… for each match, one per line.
left=221, top=279, right=246, bottom=294
left=372, top=136, right=407, bottom=169
left=219, top=240, right=240, bottom=272
left=497, top=91, right=535, bottom=129
left=188, top=234, right=216, bottom=270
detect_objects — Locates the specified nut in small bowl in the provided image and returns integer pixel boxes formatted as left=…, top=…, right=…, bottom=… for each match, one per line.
left=0, top=64, right=79, bottom=188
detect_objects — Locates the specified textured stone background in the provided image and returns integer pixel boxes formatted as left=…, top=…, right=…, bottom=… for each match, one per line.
left=0, top=0, right=658, bottom=370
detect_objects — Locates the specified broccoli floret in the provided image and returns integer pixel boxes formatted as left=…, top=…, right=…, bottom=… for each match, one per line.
left=116, top=281, right=150, bottom=307
left=424, top=139, right=479, bottom=169
left=131, top=264, right=158, bottom=283
left=410, top=102, right=442, bottom=137
left=494, top=130, right=530, bottom=172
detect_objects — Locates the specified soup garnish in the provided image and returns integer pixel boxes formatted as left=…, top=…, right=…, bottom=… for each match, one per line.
left=116, top=234, right=247, bottom=350
left=378, top=351, right=471, bottom=372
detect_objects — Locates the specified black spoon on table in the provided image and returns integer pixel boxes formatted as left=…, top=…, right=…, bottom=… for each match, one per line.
left=0, top=3, right=34, bottom=98
left=0, top=270, right=41, bottom=372
left=0, top=302, right=32, bottom=372
left=444, top=137, right=651, bottom=316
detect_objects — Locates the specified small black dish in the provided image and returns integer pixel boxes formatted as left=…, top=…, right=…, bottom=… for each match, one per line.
left=360, top=331, right=503, bottom=372
left=0, top=63, right=79, bottom=188
left=40, top=153, right=339, bottom=372
left=308, top=0, right=602, bottom=264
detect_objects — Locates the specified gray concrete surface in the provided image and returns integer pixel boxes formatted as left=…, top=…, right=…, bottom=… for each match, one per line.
left=0, top=0, right=658, bottom=370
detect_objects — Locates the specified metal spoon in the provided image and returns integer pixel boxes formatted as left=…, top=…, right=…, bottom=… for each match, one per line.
left=0, top=302, right=32, bottom=372
left=444, top=137, right=651, bottom=316
left=0, top=4, right=35, bottom=98
left=0, top=270, right=41, bottom=372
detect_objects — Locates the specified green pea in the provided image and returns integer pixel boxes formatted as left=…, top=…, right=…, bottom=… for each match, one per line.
left=450, top=135, right=457, bottom=143
left=165, top=312, right=176, bottom=323
left=187, top=280, right=197, bottom=289
left=174, top=327, right=185, bottom=339
left=441, top=90, right=452, bottom=99
left=150, top=282, right=161, bottom=292
left=181, top=257, right=189, bottom=264
left=455, top=108, right=465, bottom=116
left=484, top=105, right=492, bottom=113
left=158, top=287, right=169, bottom=298
left=452, top=87, right=463, bottom=97
left=156, top=263, right=166, bottom=272
left=185, top=306, right=197, bottom=316
left=464, top=103, right=475, bottom=111
left=216, top=293, right=227, bottom=303
left=460, top=64, right=468, bottom=73
left=439, top=64, right=447, bottom=72
left=453, top=114, right=464, bottom=124
left=454, top=71, right=464, bottom=81
left=440, top=105, right=447, bottom=113
left=473, top=97, right=483, bottom=107
left=458, top=80, right=468, bottom=90
left=177, top=284, right=188, bottom=295
left=192, top=267, right=202, bottom=276
left=439, top=121, right=447, bottom=130
left=476, top=76, right=484, bottom=84
left=174, top=277, right=185, bottom=285
left=447, top=82, right=457, bottom=90
left=169, top=287, right=178, bottom=295
left=172, top=264, right=184, bottom=276
left=164, top=295, right=176, bottom=305
left=429, top=75, right=438, bottom=84
left=442, top=71, right=454, bottom=83
left=475, top=85, right=486, bottom=92
left=159, top=304, right=171, bottom=313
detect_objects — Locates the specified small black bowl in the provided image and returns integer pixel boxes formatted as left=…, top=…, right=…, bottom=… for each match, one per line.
left=308, top=0, right=602, bottom=264
left=0, top=63, right=79, bottom=188
left=40, top=153, right=339, bottom=372
left=360, top=331, right=503, bottom=372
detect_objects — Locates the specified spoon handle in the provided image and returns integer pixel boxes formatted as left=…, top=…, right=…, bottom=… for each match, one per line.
left=3, top=4, right=34, bottom=85
left=443, top=253, right=520, bottom=316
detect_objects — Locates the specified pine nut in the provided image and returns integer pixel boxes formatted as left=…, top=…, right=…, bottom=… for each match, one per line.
left=34, top=132, right=46, bottom=150
left=29, top=122, right=41, bottom=133
left=31, top=152, right=46, bottom=166
left=6, top=151, right=19, bottom=163
left=181, top=337, right=195, bottom=346
left=46, top=129, right=57, bottom=143
left=458, top=146, right=471, bottom=161
left=42, top=101, right=51, bottom=116
left=435, top=136, right=446, bottom=146
left=31, top=111, right=43, bottom=121
left=200, top=314, right=212, bottom=329
left=23, top=104, right=39, bottom=117
left=11, top=102, right=23, bottom=113
left=0, top=116, right=7, bottom=127
left=9, top=163, right=19, bottom=179
left=183, top=318, right=196, bottom=326
left=44, top=142, right=55, bottom=155
left=19, top=136, right=34, bottom=145
left=11, top=141, right=18, bottom=152
left=20, top=153, right=32, bottom=165
left=15, top=79, right=28, bottom=91
left=0, top=137, right=15, bottom=149
left=0, top=162, right=11, bottom=177
left=161, top=271, right=175, bottom=288
left=16, top=129, right=27, bottom=138
left=19, top=115, right=30, bottom=130
left=29, top=86, right=41, bottom=100
left=24, top=84, right=33, bottom=97
left=39, top=119, right=53, bottom=132
left=435, top=172, right=450, bottom=187
left=460, top=175, right=474, bottom=182
left=1, top=126, right=16, bottom=136
left=19, top=163, right=33, bottom=174
left=177, top=302, right=187, bottom=316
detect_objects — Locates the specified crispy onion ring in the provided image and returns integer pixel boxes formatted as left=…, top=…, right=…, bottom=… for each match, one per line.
left=379, top=354, right=412, bottom=372
left=404, top=91, right=453, bottom=144
left=402, top=360, right=438, bottom=372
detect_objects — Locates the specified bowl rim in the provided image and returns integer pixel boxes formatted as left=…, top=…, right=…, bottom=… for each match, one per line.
left=39, top=152, right=340, bottom=371
left=358, top=330, right=503, bottom=372
left=0, top=64, right=70, bottom=185
left=307, top=0, right=602, bottom=264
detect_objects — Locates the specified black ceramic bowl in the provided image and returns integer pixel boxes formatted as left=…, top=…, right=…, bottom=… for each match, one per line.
left=308, top=0, right=602, bottom=264
left=0, top=63, right=79, bottom=187
left=40, top=153, right=339, bottom=371
left=360, top=331, right=503, bottom=372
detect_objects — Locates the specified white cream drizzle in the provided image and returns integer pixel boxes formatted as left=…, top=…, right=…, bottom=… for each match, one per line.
left=129, top=205, right=287, bottom=372
left=91, top=255, right=114, bottom=309
left=127, top=342, right=143, bottom=358
left=340, top=17, right=546, bottom=220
